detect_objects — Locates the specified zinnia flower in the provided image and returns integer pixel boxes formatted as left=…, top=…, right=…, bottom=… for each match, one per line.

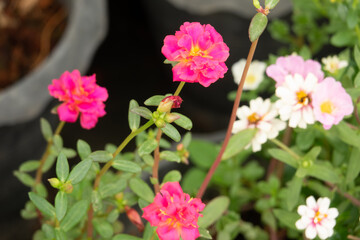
left=313, top=77, right=353, bottom=129
left=295, top=196, right=339, bottom=240
left=142, top=182, right=205, bottom=240
left=275, top=73, right=319, bottom=129
left=322, top=55, right=348, bottom=74
left=232, top=97, right=286, bottom=152
left=266, top=55, right=324, bottom=87
left=232, top=59, right=266, bottom=90
left=162, top=22, right=230, bottom=87
left=48, top=70, right=108, bottom=129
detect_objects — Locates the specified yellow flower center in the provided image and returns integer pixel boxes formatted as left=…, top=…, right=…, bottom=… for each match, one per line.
left=320, top=101, right=335, bottom=114
left=247, top=112, right=261, bottom=124
left=296, top=90, right=310, bottom=106
left=314, top=211, right=327, bottom=224
left=245, top=74, right=256, bottom=84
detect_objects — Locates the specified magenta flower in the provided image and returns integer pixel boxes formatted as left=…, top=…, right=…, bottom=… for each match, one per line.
left=142, top=182, right=205, bottom=240
left=162, top=22, right=230, bottom=87
left=313, top=77, right=353, bottom=129
left=266, top=55, right=324, bottom=87
left=48, top=70, right=108, bottom=129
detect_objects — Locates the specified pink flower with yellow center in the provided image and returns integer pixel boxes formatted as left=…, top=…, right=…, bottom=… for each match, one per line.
left=313, top=77, right=353, bottom=129
left=266, top=55, right=324, bottom=87
left=295, top=196, right=339, bottom=239
left=162, top=22, right=230, bottom=87
left=142, top=182, right=205, bottom=240
left=48, top=70, right=108, bottom=129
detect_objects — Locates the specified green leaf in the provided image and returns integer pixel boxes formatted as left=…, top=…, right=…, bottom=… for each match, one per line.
left=60, top=200, right=89, bottom=231
left=53, top=135, right=63, bottom=151
left=265, top=0, right=279, bottom=9
left=112, top=234, right=142, bottom=240
left=306, top=161, right=341, bottom=183
left=222, top=129, right=256, bottom=160
left=19, top=160, right=40, bottom=172
left=162, top=123, right=181, bottom=142
left=354, top=45, right=360, bottom=69
left=249, top=13, right=268, bottom=42
left=162, top=170, right=182, bottom=184
left=99, top=178, right=126, bottom=198
left=29, top=192, right=56, bottom=218
left=129, top=178, right=155, bottom=203
left=54, top=228, right=66, bottom=240
left=62, top=148, right=76, bottom=158
left=164, top=59, right=179, bottom=67
left=55, top=191, right=67, bottom=221
left=268, top=148, right=298, bottom=168
left=129, top=99, right=140, bottom=131
left=142, top=154, right=154, bottom=166
left=333, top=122, right=360, bottom=149
left=77, top=139, right=91, bottom=160
left=93, top=218, right=114, bottom=238
left=173, top=112, right=192, bottom=130
left=346, top=147, right=360, bottom=185
left=285, top=175, right=303, bottom=211
left=262, top=209, right=277, bottom=230
left=130, top=106, right=152, bottom=119
left=14, top=171, right=35, bottom=187
left=198, top=196, right=230, bottom=229
left=198, top=227, right=212, bottom=239
left=144, top=95, right=167, bottom=106
left=89, top=150, right=113, bottom=163
left=346, top=8, right=358, bottom=29
left=182, top=168, right=206, bottom=195
left=160, top=150, right=181, bottom=163
left=354, top=72, right=360, bottom=88
left=138, top=139, right=158, bottom=156
left=143, top=222, right=159, bottom=240
left=273, top=209, right=299, bottom=230
left=42, top=224, right=55, bottom=239
left=91, top=190, right=103, bottom=212
left=67, top=159, right=92, bottom=184
left=35, top=183, right=48, bottom=198
left=56, top=152, right=69, bottom=182
left=42, top=154, right=56, bottom=173
left=112, top=160, right=141, bottom=173
left=295, top=130, right=315, bottom=151
left=330, top=30, right=356, bottom=47
left=189, top=139, right=219, bottom=169
left=40, top=118, right=53, bottom=142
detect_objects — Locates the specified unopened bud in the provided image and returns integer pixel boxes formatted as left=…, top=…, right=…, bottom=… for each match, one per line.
left=155, top=119, right=166, bottom=128
left=177, top=143, right=184, bottom=151
left=157, top=99, right=174, bottom=113
left=115, top=192, right=124, bottom=201
left=253, top=0, right=261, bottom=9
left=165, top=113, right=180, bottom=123
left=48, top=178, right=61, bottom=188
left=125, top=206, right=144, bottom=232
left=62, top=181, right=73, bottom=194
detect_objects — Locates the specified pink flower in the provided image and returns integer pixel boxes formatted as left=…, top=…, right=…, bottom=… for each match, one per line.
left=48, top=70, right=108, bottom=129
left=142, top=182, right=205, bottom=240
left=162, top=22, right=229, bottom=87
left=312, top=77, right=353, bottom=129
left=266, top=55, right=324, bottom=87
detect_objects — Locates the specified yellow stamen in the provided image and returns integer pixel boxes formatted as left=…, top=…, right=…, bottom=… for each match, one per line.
left=296, top=90, right=310, bottom=105
left=245, top=74, right=256, bottom=84
left=247, top=112, right=261, bottom=124
left=314, top=211, right=327, bottom=224
left=320, top=101, right=335, bottom=114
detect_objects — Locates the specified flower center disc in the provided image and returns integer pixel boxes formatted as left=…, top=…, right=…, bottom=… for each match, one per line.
left=296, top=90, right=310, bottom=105
left=247, top=112, right=261, bottom=124
left=320, top=101, right=335, bottom=114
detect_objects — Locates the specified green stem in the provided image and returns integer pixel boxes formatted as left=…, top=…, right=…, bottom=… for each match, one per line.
left=174, top=81, right=185, bottom=96
left=270, top=138, right=301, bottom=161
left=196, top=39, right=259, bottom=199
left=93, top=120, right=154, bottom=189
left=34, top=121, right=66, bottom=188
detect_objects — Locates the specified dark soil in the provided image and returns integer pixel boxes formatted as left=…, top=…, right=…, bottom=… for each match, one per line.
left=0, top=0, right=67, bottom=90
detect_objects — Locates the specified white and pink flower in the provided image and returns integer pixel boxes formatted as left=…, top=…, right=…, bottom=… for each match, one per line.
left=295, top=196, right=339, bottom=240
left=322, top=55, right=348, bottom=74
left=232, top=59, right=266, bottom=90
left=232, top=97, right=286, bottom=152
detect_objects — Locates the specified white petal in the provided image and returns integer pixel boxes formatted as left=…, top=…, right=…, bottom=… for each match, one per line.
left=295, top=218, right=309, bottom=230
left=258, top=121, right=272, bottom=132
left=236, top=106, right=251, bottom=119
left=304, top=73, right=318, bottom=92
left=321, top=218, right=336, bottom=229
left=316, top=224, right=330, bottom=240
left=302, top=107, right=315, bottom=124
left=255, top=131, right=268, bottom=144
left=327, top=208, right=339, bottom=219
left=306, top=196, right=318, bottom=210
left=305, top=225, right=317, bottom=239
left=297, top=205, right=308, bottom=216
left=317, top=197, right=330, bottom=213
left=289, top=111, right=301, bottom=128
left=232, top=120, right=247, bottom=133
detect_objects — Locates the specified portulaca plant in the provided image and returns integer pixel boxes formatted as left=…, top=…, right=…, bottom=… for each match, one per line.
left=14, top=0, right=360, bottom=239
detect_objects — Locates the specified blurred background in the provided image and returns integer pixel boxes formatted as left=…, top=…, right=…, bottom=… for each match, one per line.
left=0, top=0, right=292, bottom=239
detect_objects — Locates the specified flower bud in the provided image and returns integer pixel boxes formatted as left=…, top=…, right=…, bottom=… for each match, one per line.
left=61, top=181, right=73, bottom=194
left=164, top=113, right=180, bottom=123
left=48, top=178, right=61, bottom=188
left=155, top=119, right=166, bottom=128
left=157, top=99, right=174, bottom=113
left=125, top=206, right=144, bottom=232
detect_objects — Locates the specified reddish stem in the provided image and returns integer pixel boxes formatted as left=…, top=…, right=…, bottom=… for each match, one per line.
left=196, top=39, right=259, bottom=199
left=152, top=130, right=162, bottom=194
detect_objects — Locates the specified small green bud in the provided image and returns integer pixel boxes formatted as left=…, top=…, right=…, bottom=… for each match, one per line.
left=301, top=160, right=312, bottom=168
left=164, top=113, right=180, bottom=123
left=61, top=181, right=73, bottom=194
left=48, top=178, right=61, bottom=188
left=155, top=119, right=166, bottom=128
left=152, top=111, right=160, bottom=119
left=253, top=0, right=261, bottom=9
